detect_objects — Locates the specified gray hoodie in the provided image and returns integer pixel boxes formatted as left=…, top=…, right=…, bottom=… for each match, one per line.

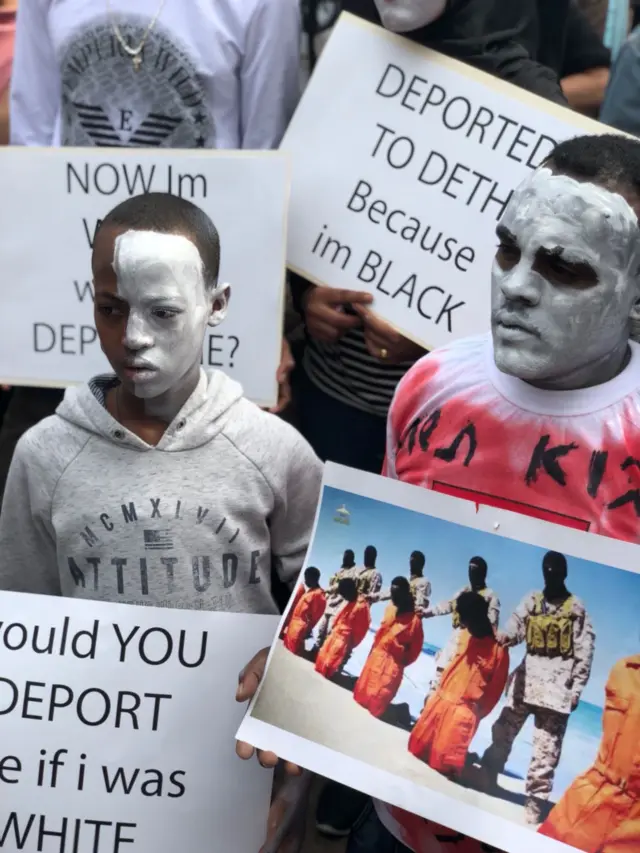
left=0, top=370, right=322, bottom=615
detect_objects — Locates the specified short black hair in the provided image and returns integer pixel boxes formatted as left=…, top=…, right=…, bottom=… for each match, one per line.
left=338, top=577, right=358, bottom=602
left=542, top=550, right=568, bottom=576
left=546, top=134, right=640, bottom=200
left=98, top=192, right=220, bottom=290
left=456, top=590, right=489, bottom=625
left=304, top=566, right=321, bottom=586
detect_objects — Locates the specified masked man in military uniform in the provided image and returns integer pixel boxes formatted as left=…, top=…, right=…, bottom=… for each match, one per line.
left=423, top=556, right=499, bottom=691
left=481, top=550, right=595, bottom=826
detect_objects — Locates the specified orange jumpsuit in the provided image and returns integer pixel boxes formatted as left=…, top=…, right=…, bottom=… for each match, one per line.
left=315, top=597, right=371, bottom=678
left=283, top=587, right=326, bottom=655
left=408, top=631, right=509, bottom=775
left=354, top=604, right=424, bottom=718
left=280, top=583, right=304, bottom=639
left=539, top=654, right=640, bottom=852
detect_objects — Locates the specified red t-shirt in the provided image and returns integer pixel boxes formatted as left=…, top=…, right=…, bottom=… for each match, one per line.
left=376, top=333, right=640, bottom=852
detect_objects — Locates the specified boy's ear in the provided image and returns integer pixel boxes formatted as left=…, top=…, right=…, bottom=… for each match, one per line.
left=630, top=291, right=640, bottom=343
left=207, top=283, right=231, bottom=328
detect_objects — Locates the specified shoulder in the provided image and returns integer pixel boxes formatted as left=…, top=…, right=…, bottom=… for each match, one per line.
left=14, top=413, right=91, bottom=482
left=221, top=398, right=322, bottom=486
left=389, top=335, right=488, bottom=428
left=568, top=595, right=589, bottom=617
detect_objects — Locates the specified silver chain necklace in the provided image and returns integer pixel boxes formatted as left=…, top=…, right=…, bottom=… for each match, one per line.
left=105, top=0, right=167, bottom=71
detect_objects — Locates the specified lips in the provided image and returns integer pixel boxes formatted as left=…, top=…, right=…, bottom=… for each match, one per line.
left=494, top=313, right=539, bottom=337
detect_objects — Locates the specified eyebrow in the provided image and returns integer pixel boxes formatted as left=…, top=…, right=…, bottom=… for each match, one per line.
left=496, top=224, right=517, bottom=243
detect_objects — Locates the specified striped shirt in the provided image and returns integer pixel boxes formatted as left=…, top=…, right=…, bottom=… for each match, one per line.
left=304, top=328, right=418, bottom=417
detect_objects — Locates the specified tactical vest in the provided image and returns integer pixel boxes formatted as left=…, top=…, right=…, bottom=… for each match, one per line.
left=452, top=587, right=490, bottom=629
left=525, top=593, right=575, bottom=659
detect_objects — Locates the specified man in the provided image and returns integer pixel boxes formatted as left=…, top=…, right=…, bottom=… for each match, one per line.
left=282, top=567, right=326, bottom=656
left=315, top=578, right=371, bottom=678
left=539, top=653, right=640, bottom=851
left=353, top=545, right=383, bottom=599
left=354, top=577, right=424, bottom=718
left=313, top=549, right=356, bottom=652
left=423, top=557, right=499, bottom=690
left=369, top=550, right=431, bottom=610
left=409, top=592, right=509, bottom=779
left=481, top=551, right=595, bottom=824
left=373, top=132, right=640, bottom=851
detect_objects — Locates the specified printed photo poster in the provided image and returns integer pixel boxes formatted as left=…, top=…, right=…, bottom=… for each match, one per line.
left=283, top=13, right=616, bottom=350
left=0, top=591, right=279, bottom=853
left=238, top=462, right=640, bottom=853
left=0, top=148, right=289, bottom=407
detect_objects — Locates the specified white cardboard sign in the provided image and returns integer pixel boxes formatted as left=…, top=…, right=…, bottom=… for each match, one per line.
left=0, top=149, right=289, bottom=407
left=283, top=13, right=611, bottom=349
left=0, top=591, right=279, bottom=853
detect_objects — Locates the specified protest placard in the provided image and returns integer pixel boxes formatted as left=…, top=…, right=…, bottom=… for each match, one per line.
left=283, top=13, right=613, bottom=349
left=0, top=591, right=278, bottom=853
left=0, top=149, right=289, bottom=407
left=239, top=462, right=640, bottom=853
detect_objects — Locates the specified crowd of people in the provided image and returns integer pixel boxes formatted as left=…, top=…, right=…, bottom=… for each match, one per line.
left=3, top=1, right=640, bottom=853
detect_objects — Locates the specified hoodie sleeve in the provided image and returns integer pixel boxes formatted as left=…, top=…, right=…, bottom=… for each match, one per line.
left=0, top=432, right=61, bottom=594
left=269, top=424, right=323, bottom=586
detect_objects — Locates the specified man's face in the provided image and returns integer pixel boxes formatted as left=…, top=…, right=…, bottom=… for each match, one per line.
left=543, top=563, right=566, bottom=593
left=491, top=168, right=640, bottom=387
left=374, top=0, right=447, bottom=33
left=93, top=227, right=217, bottom=400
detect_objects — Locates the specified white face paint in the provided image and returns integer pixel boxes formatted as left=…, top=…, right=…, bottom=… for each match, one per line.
left=112, top=230, right=229, bottom=401
left=491, top=168, right=640, bottom=388
left=374, top=0, right=446, bottom=33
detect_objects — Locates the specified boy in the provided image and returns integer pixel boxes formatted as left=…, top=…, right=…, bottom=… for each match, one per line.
left=315, top=578, right=371, bottom=679
left=0, top=192, right=322, bottom=617
left=282, top=567, right=326, bottom=655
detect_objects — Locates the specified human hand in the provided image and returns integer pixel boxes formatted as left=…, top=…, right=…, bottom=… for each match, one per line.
left=496, top=631, right=510, bottom=647
left=235, top=648, right=303, bottom=776
left=570, top=695, right=580, bottom=711
left=352, top=305, right=425, bottom=364
left=269, top=338, right=295, bottom=414
left=302, top=285, right=373, bottom=343
left=260, top=771, right=311, bottom=853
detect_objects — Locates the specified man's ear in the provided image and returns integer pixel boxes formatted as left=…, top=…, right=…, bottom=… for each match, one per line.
left=207, top=283, right=231, bottom=328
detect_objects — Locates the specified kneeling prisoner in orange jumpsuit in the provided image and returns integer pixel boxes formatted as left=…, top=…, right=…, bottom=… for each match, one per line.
left=283, top=567, right=326, bottom=655
left=539, top=654, right=640, bottom=852
left=409, top=590, right=509, bottom=776
left=354, top=576, right=424, bottom=718
left=315, top=577, right=371, bottom=678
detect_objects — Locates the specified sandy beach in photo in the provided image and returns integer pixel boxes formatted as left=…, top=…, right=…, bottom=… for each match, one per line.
left=253, top=641, right=535, bottom=828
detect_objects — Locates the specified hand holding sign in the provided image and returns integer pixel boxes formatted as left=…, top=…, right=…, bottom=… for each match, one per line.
left=302, top=285, right=373, bottom=343
left=352, top=304, right=426, bottom=363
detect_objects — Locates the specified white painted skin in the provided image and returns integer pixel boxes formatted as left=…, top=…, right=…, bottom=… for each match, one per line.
left=373, top=0, right=446, bottom=33
left=112, top=230, right=229, bottom=412
left=491, top=167, right=640, bottom=390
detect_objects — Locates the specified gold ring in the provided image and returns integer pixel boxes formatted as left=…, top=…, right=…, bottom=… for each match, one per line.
left=380, top=348, right=388, bottom=360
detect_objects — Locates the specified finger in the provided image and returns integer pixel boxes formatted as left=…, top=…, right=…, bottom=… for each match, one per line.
left=328, top=288, right=374, bottom=305
left=257, top=750, right=279, bottom=769
left=236, top=648, right=268, bottom=702
left=363, top=333, right=385, bottom=360
left=283, top=761, right=303, bottom=776
left=269, top=382, right=292, bottom=415
left=235, top=740, right=256, bottom=760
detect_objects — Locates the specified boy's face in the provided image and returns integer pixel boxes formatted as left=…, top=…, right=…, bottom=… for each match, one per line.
left=93, top=226, right=222, bottom=400
left=491, top=168, right=640, bottom=387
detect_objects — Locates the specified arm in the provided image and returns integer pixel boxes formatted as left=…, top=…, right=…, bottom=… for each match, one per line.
left=10, top=0, right=60, bottom=145
left=500, top=594, right=532, bottom=647
left=561, top=2, right=611, bottom=115
left=570, top=605, right=596, bottom=705
left=479, top=646, right=510, bottom=718
left=488, top=593, right=500, bottom=630
left=404, top=619, right=424, bottom=667
left=239, top=0, right=301, bottom=148
left=368, top=587, right=391, bottom=604
left=270, top=426, right=323, bottom=586
left=0, top=437, right=60, bottom=594
left=0, top=84, right=9, bottom=146
left=424, top=596, right=456, bottom=618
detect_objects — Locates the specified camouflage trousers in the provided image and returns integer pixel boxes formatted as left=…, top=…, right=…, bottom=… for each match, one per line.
left=314, top=611, right=338, bottom=650
left=482, top=702, right=569, bottom=825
